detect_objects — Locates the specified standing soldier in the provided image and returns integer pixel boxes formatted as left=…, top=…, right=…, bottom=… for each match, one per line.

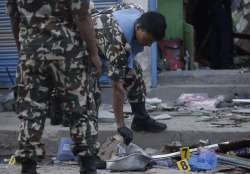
left=6, top=0, right=101, bottom=174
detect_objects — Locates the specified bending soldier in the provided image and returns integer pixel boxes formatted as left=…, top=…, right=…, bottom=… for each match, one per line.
left=92, top=3, right=167, bottom=145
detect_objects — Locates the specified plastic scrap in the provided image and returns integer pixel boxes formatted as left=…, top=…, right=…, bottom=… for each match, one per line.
left=106, top=153, right=152, bottom=172
left=154, top=113, right=172, bottom=120
left=56, top=137, right=76, bottom=161
left=98, top=135, right=124, bottom=161
left=145, top=103, right=158, bottom=112
left=188, top=149, right=217, bottom=171
left=106, top=143, right=152, bottom=171
left=153, top=158, right=174, bottom=168
left=146, top=98, right=162, bottom=105
left=99, top=135, right=152, bottom=171
left=176, top=93, right=224, bottom=110
left=0, top=91, right=15, bottom=112
left=159, top=103, right=177, bottom=111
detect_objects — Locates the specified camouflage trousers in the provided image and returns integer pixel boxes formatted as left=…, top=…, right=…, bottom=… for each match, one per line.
left=94, top=11, right=146, bottom=103
left=15, top=58, right=100, bottom=162
left=123, top=61, right=146, bottom=103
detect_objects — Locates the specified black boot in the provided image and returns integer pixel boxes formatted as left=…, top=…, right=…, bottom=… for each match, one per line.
left=130, top=102, right=167, bottom=133
left=21, top=159, right=38, bottom=174
left=79, top=156, right=97, bottom=174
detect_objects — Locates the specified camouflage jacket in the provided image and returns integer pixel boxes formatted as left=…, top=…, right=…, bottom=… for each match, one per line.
left=6, top=0, right=90, bottom=60
left=92, top=3, right=144, bottom=80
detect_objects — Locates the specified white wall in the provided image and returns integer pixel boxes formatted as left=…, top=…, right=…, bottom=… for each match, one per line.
left=123, top=0, right=148, bottom=11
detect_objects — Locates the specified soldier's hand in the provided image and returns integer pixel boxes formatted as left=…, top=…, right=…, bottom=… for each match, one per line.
left=117, top=126, right=133, bottom=145
left=90, top=54, right=102, bottom=77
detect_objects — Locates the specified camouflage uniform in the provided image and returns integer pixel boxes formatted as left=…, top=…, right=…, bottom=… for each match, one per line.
left=7, top=0, right=100, bottom=162
left=93, top=3, right=146, bottom=103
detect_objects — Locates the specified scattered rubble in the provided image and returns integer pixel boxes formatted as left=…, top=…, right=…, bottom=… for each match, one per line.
left=2, top=94, right=250, bottom=173
left=97, top=94, right=250, bottom=129
left=0, top=91, right=15, bottom=112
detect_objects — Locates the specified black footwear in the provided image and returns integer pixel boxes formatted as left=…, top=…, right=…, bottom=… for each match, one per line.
left=130, top=102, right=167, bottom=133
left=79, top=155, right=97, bottom=174
left=21, top=159, right=38, bottom=174
left=131, top=116, right=167, bottom=132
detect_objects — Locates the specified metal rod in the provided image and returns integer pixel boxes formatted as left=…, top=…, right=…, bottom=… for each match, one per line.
left=217, top=154, right=250, bottom=169
left=152, top=142, right=229, bottom=159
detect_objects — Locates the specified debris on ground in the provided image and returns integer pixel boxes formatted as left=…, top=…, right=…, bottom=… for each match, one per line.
left=97, top=94, right=250, bottom=128
left=176, top=93, right=225, bottom=111
left=1, top=137, right=250, bottom=174
left=2, top=93, right=250, bottom=173
left=154, top=113, right=172, bottom=120
left=0, top=91, right=15, bottom=112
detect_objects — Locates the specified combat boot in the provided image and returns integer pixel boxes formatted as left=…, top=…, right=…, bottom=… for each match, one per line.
left=79, top=155, right=97, bottom=174
left=21, top=159, right=38, bottom=174
left=130, top=102, right=167, bottom=133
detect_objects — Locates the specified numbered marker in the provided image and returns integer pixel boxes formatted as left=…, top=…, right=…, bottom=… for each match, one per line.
left=177, top=159, right=191, bottom=171
left=8, top=155, right=16, bottom=165
left=180, top=147, right=190, bottom=160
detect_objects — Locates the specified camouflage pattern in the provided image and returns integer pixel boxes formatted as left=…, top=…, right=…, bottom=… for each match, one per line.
left=92, top=2, right=143, bottom=15
left=6, top=0, right=90, bottom=61
left=123, top=61, right=147, bottom=103
left=93, top=3, right=146, bottom=103
left=7, top=0, right=100, bottom=161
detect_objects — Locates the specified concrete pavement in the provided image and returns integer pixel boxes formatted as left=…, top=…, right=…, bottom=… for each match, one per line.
left=0, top=110, right=250, bottom=156
left=1, top=69, right=250, bottom=174
left=150, top=70, right=250, bottom=101
left=0, top=165, right=205, bottom=174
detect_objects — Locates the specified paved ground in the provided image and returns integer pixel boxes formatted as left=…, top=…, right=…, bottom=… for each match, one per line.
left=1, top=107, right=250, bottom=157
left=1, top=69, right=250, bottom=173
left=0, top=165, right=206, bottom=174
left=1, top=162, right=248, bottom=174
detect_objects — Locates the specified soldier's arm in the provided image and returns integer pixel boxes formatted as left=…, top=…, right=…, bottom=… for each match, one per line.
left=112, top=78, right=134, bottom=144
left=6, top=0, right=20, bottom=51
left=112, top=79, right=126, bottom=128
left=104, top=24, right=128, bottom=128
left=100, top=19, right=130, bottom=128
left=72, top=1, right=101, bottom=75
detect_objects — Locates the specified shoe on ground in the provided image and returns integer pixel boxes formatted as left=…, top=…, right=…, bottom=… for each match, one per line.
left=131, top=117, right=167, bottom=133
